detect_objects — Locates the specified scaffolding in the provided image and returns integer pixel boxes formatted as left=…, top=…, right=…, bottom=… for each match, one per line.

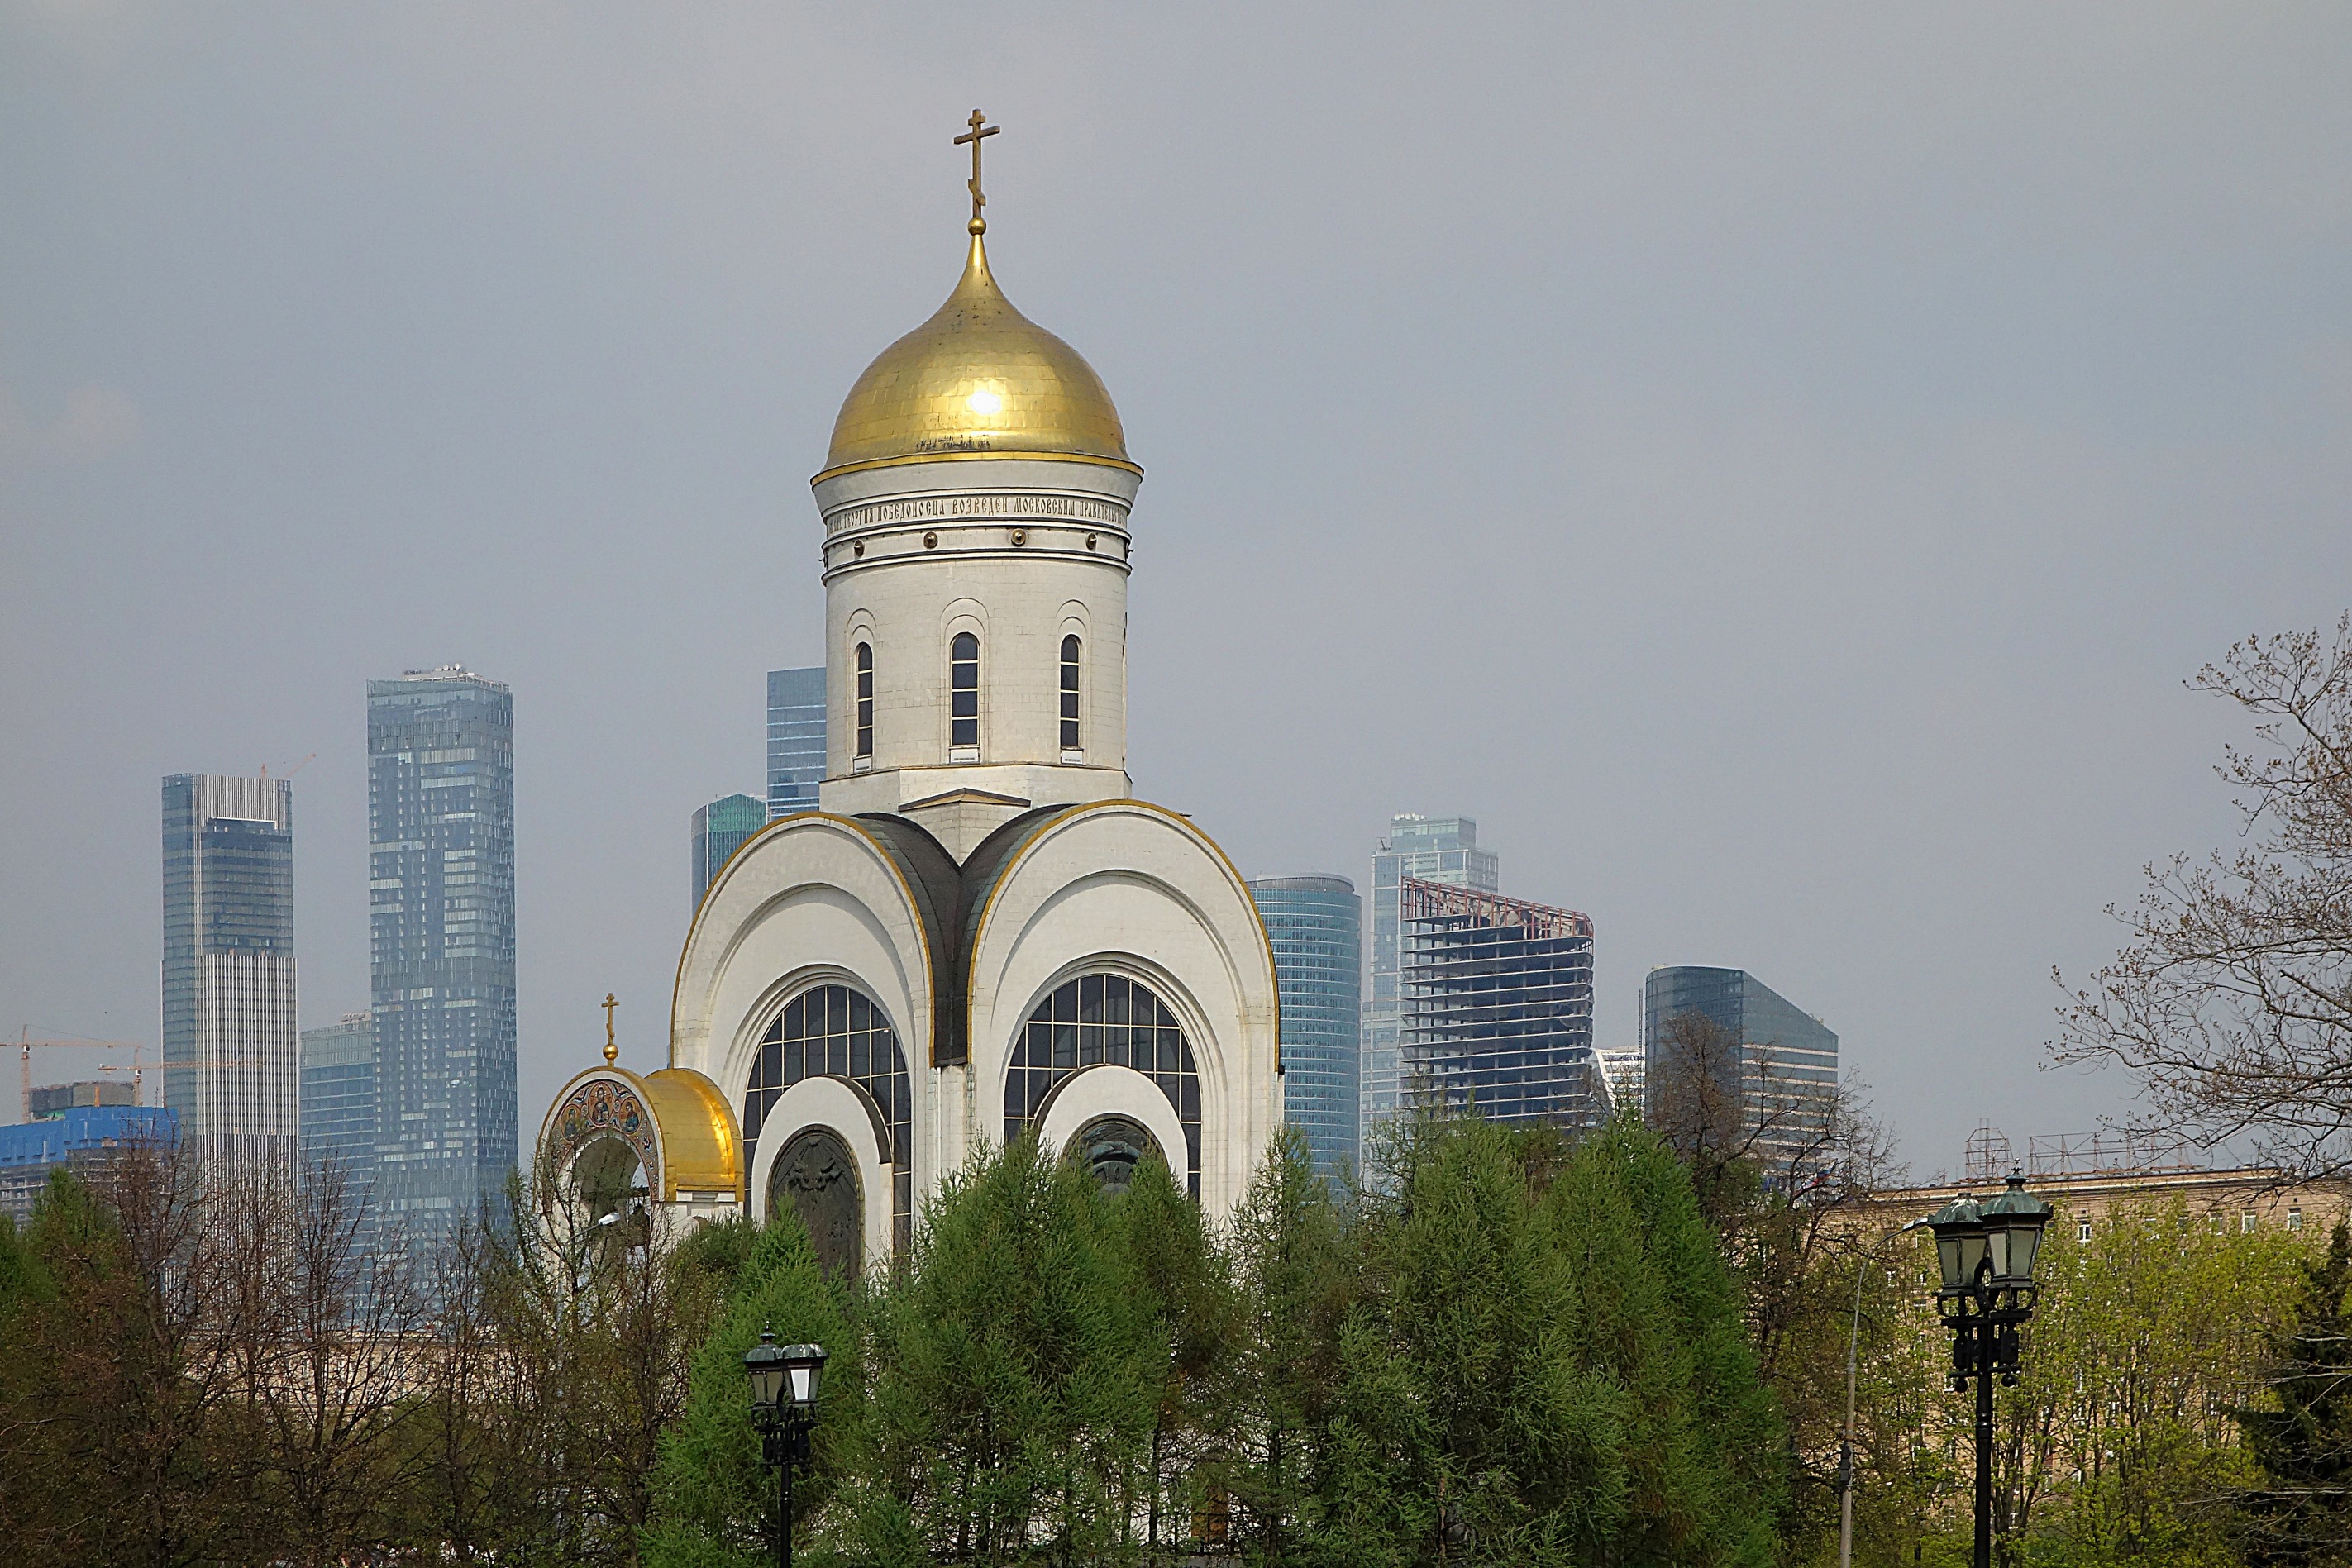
left=2026, top=1130, right=2205, bottom=1178
left=1398, top=879, right=1601, bottom=1130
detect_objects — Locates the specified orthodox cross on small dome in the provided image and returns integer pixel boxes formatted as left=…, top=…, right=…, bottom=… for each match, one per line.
left=603, top=992, right=619, bottom=1066
left=955, top=108, right=999, bottom=234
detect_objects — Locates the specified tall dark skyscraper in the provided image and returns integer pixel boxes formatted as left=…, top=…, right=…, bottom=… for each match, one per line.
left=1400, top=879, right=1601, bottom=1131
left=1248, top=875, right=1362, bottom=1180
left=160, top=773, right=298, bottom=1170
left=766, top=666, right=825, bottom=817
left=368, top=668, right=517, bottom=1242
left=692, top=793, right=766, bottom=909
left=1642, top=965, right=1838, bottom=1172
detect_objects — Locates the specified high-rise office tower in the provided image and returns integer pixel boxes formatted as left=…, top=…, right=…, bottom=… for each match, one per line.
left=1248, top=875, right=1363, bottom=1180
left=1399, top=879, right=1601, bottom=1129
left=1363, top=816, right=1499, bottom=1145
left=299, top=1011, right=376, bottom=1184
left=766, top=667, right=825, bottom=817
left=368, top=668, right=517, bottom=1244
left=161, top=773, right=299, bottom=1171
left=692, top=794, right=766, bottom=910
left=1642, top=965, right=1839, bottom=1174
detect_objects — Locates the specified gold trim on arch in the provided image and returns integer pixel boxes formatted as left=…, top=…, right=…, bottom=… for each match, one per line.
left=961, top=798, right=1283, bottom=1073
left=670, top=810, right=937, bottom=1097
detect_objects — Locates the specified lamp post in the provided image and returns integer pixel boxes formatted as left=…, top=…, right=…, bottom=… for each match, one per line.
left=744, top=1328, right=827, bottom=1568
left=1925, top=1170, right=2052, bottom=1568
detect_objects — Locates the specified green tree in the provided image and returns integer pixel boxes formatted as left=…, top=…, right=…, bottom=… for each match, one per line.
left=2237, top=1219, right=2352, bottom=1566
left=642, top=1207, right=852, bottom=1568
left=1323, top=1118, right=1781, bottom=1567
left=1219, top=1127, right=1353, bottom=1564
left=843, top=1133, right=1161, bottom=1566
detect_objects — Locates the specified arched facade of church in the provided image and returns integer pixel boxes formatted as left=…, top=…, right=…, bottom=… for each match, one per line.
left=533, top=175, right=1281, bottom=1267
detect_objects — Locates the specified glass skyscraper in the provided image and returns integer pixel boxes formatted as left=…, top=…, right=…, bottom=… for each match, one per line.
left=299, top=1011, right=376, bottom=1184
left=1364, top=815, right=1498, bottom=1146
left=368, top=668, right=517, bottom=1244
left=767, top=667, right=825, bottom=817
left=1248, top=875, right=1362, bottom=1180
left=161, top=773, right=299, bottom=1172
left=1399, top=879, right=1601, bottom=1130
left=692, top=793, right=767, bottom=910
left=1642, top=965, right=1839, bottom=1173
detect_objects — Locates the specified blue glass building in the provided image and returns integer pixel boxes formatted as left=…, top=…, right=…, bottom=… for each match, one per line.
left=1400, top=879, right=1601, bottom=1131
left=299, top=1011, right=375, bottom=1184
left=767, top=667, right=825, bottom=817
left=1364, top=816, right=1499, bottom=1145
left=367, top=668, right=517, bottom=1245
left=1641, top=965, right=1839, bottom=1171
left=1248, top=875, right=1362, bottom=1180
left=161, top=773, right=300, bottom=1172
left=692, top=793, right=767, bottom=910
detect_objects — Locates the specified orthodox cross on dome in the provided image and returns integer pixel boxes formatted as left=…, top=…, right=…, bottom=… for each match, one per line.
left=955, top=108, right=999, bottom=235
left=603, top=992, right=619, bottom=1065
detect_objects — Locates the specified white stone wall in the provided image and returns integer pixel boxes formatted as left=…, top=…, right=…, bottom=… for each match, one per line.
left=813, top=456, right=1138, bottom=817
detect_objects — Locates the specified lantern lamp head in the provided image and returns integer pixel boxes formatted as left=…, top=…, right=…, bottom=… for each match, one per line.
left=743, top=1327, right=790, bottom=1416
left=1925, top=1192, right=1987, bottom=1292
left=780, top=1342, right=828, bottom=1410
left=1978, top=1169, right=2054, bottom=1285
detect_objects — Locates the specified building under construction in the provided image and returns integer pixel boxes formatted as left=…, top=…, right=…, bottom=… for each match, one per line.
left=1398, top=878, right=1601, bottom=1130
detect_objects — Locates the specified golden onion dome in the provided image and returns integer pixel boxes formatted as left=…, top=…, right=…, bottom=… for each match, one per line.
left=818, top=232, right=1132, bottom=480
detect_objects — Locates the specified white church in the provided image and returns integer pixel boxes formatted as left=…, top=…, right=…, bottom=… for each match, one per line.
left=537, top=127, right=1281, bottom=1275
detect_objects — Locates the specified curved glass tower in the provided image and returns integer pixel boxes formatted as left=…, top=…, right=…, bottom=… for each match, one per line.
left=1248, top=875, right=1362, bottom=1180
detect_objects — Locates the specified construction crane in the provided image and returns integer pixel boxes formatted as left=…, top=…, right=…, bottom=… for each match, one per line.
left=17, top=1029, right=148, bottom=1122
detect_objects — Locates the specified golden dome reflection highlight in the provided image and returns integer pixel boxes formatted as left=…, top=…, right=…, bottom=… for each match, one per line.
left=818, top=231, right=1133, bottom=482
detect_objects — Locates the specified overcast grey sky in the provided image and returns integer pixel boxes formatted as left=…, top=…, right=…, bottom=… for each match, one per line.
left=4, top=2, right=2347, bottom=1178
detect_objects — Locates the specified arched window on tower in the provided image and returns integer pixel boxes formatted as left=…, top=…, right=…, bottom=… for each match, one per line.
left=1059, top=635, right=1081, bottom=757
left=854, top=641, right=874, bottom=766
left=949, top=632, right=980, bottom=755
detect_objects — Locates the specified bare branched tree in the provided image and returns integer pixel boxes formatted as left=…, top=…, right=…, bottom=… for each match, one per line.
left=1645, top=1008, right=1916, bottom=1551
left=2054, top=615, right=2352, bottom=1180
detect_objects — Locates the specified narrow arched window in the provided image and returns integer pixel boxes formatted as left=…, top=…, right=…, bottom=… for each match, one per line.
left=854, top=642, right=874, bottom=760
left=1059, top=635, right=1081, bottom=753
left=950, top=632, right=980, bottom=750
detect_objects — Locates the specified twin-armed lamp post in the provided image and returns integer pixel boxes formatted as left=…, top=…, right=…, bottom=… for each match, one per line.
left=743, top=1330, right=828, bottom=1568
left=1925, top=1171, right=2053, bottom=1568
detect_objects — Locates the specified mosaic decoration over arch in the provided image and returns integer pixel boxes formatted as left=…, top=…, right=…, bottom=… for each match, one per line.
left=1005, top=975, right=1201, bottom=1199
left=744, top=984, right=913, bottom=1252
left=551, top=1077, right=660, bottom=1195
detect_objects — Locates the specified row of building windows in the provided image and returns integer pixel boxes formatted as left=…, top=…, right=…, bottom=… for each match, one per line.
left=850, top=634, right=1086, bottom=763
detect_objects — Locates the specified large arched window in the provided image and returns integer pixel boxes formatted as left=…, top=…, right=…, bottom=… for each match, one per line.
left=1059, top=635, right=1081, bottom=755
left=744, top=984, right=911, bottom=1260
left=949, top=632, right=980, bottom=753
left=854, top=642, right=874, bottom=764
left=1004, top=975, right=1200, bottom=1198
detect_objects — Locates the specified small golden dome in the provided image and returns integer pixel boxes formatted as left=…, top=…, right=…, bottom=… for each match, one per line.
left=818, top=233, right=1132, bottom=480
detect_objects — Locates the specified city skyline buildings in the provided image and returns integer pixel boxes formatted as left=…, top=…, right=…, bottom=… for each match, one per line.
left=766, top=667, right=824, bottom=818
left=691, top=793, right=765, bottom=910
left=1642, top=965, right=1839, bottom=1173
left=299, top=1010, right=376, bottom=1184
left=368, top=666, right=518, bottom=1247
left=1363, top=814, right=1500, bottom=1147
left=1248, top=874, right=1362, bottom=1180
left=1399, top=878, right=1601, bottom=1130
left=160, top=772, right=300, bottom=1171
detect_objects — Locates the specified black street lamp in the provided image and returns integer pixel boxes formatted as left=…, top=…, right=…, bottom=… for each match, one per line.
left=1926, top=1170, right=2052, bottom=1568
left=744, top=1328, right=828, bottom=1568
